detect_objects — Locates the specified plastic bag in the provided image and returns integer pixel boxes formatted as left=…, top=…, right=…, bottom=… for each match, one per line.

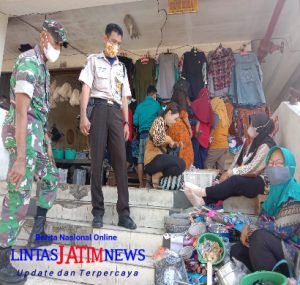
left=184, top=186, right=205, bottom=207
left=154, top=247, right=189, bottom=285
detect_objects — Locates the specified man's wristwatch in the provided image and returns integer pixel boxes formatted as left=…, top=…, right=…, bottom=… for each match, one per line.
left=124, top=121, right=129, bottom=126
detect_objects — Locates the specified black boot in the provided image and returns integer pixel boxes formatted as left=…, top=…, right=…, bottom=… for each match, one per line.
left=27, top=216, right=52, bottom=248
left=92, top=216, right=103, bottom=228
left=0, top=247, right=27, bottom=285
left=118, top=216, right=137, bottom=230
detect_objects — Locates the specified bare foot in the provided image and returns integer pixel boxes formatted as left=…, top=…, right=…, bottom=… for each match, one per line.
left=184, top=182, right=206, bottom=196
left=184, top=186, right=206, bottom=207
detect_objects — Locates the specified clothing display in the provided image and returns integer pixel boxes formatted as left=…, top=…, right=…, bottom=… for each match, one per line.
left=118, top=55, right=134, bottom=89
left=229, top=52, right=266, bottom=107
left=181, top=48, right=208, bottom=101
left=208, top=45, right=234, bottom=98
left=156, top=52, right=179, bottom=100
left=134, top=57, right=156, bottom=102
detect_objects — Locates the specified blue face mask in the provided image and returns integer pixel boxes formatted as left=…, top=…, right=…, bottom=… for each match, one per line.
left=265, top=166, right=291, bottom=185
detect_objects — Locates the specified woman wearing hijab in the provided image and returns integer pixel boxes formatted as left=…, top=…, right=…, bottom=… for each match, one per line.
left=184, top=112, right=276, bottom=206
left=231, top=147, right=300, bottom=275
left=190, top=88, right=214, bottom=169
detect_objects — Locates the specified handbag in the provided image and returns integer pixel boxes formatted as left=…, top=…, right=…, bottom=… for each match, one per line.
left=149, top=134, right=180, bottom=157
left=159, top=174, right=184, bottom=191
left=166, top=146, right=180, bottom=157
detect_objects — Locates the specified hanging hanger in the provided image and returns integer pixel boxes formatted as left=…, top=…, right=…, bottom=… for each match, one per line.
left=240, top=43, right=249, bottom=56
left=191, top=46, right=198, bottom=54
left=164, top=48, right=171, bottom=54
left=215, top=43, right=223, bottom=54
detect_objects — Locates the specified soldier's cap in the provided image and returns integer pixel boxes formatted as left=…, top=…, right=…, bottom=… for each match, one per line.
left=42, top=19, right=68, bottom=48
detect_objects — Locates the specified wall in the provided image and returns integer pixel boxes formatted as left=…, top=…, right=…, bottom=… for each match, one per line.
left=48, top=70, right=87, bottom=151
left=49, top=102, right=88, bottom=151
left=273, top=101, right=300, bottom=180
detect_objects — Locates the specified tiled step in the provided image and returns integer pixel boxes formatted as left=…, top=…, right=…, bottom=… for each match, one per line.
left=16, top=218, right=163, bottom=257
left=223, top=196, right=258, bottom=215
left=12, top=245, right=155, bottom=285
left=0, top=181, right=176, bottom=208
left=25, top=277, right=80, bottom=285
left=55, top=184, right=174, bottom=208
left=47, top=200, right=176, bottom=229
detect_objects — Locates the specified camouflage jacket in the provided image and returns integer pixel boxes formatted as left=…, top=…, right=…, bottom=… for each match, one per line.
left=2, top=45, right=50, bottom=151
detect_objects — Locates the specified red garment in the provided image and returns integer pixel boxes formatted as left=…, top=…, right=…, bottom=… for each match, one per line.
left=192, top=123, right=211, bottom=149
left=191, top=88, right=214, bottom=148
left=191, top=88, right=214, bottom=125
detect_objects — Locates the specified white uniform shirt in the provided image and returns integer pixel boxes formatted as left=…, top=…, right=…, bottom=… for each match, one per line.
left=79, top=52, right=131, bottom=106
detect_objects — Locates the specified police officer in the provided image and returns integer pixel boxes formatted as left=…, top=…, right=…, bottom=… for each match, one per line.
left=0, top=19, right=68, bottom=284
left=79, top=23, right=137, bottom=230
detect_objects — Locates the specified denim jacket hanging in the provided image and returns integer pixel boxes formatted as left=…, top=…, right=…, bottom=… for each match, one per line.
left=229, top=52, right=266, bottom=108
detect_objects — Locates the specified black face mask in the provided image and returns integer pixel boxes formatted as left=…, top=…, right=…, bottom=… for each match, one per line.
left=265, top=166, right=291, bottom=185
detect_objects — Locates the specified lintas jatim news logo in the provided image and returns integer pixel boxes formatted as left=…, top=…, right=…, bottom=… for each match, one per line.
left=11, top=245, right=146, bottom=264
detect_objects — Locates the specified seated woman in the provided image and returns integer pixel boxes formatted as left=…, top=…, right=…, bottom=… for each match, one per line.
left=231, top=147, right=300, bottom=275
left=168, top=88, right=194, bottom=169
left=144, top=102, right=186, bottom=188
left=184, top=112, right=276, bottom=206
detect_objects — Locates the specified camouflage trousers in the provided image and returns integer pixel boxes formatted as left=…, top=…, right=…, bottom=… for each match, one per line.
left=0, top=142, right=58, bottom=247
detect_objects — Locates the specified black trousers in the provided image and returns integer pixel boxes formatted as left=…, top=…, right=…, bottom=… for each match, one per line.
left=230, top=229, right=289, bottom=276
left=204, top=175, right=265, bottom=204
left=89, top=104, right=129, bottom=217
left=144, top=154, right=186, bottom=177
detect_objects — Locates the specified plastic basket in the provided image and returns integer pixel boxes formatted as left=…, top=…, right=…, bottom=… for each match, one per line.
left=65, top=148, right=76, bottom=160
left=196, top=233, right=225, bottom=266
left=183, top=169, right=219, bottom=188
left=73, top=168, right=86, bottom=185
left=52, top=148, right=64, bottom=160
left=58, top=168, right=68, bottom=184
left=240, top=271, right=287, bottom=285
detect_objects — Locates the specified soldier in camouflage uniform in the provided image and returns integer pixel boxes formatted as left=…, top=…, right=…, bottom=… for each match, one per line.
left=0, top=19, right=68, bottom=284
